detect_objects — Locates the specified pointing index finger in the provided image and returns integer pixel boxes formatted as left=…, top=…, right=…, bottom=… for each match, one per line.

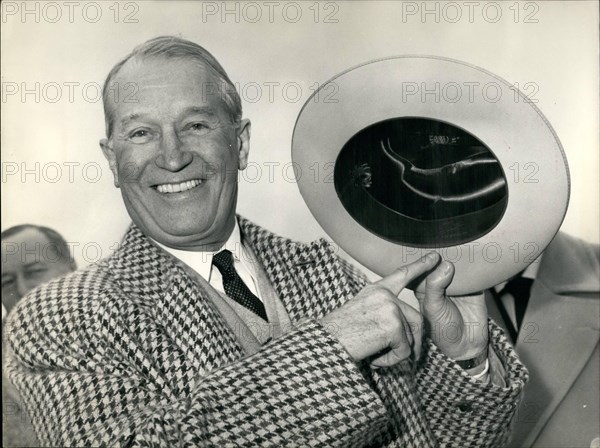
left=376, top=253, right=440, bottom=296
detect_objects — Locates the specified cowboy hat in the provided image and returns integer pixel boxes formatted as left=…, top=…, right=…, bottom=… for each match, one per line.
left=292, top=56, right=569, bottom=295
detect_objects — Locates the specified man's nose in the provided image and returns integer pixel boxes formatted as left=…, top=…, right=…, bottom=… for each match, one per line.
left=155, top=129, right=193, bottom=171
left=15, top=275, right=30, bottom=300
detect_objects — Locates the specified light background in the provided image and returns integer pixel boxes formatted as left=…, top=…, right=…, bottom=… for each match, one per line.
left=2, top=0, right=598, bottom=269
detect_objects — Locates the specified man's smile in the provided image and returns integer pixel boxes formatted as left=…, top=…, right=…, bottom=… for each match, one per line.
left=152, top=178, right=205, bottom=194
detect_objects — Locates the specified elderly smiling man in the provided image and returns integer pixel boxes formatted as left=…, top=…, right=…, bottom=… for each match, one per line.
left=5, top=36, right=526, bottom=447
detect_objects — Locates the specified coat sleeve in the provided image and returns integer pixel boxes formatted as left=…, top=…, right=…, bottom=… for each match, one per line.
left=339, top=255, right=529, bottom=448
left=5, top=278, right=390, bottom=447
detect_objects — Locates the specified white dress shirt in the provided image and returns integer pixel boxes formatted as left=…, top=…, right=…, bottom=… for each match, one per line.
left=154, top=221, right=262, bottom=301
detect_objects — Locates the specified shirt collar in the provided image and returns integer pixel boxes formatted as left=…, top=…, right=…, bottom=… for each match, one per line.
left=153, top=220, right=244, bottom=281
left=521, top=258, right=541, bottom=280
left=493, top=256, right=543, bottom=293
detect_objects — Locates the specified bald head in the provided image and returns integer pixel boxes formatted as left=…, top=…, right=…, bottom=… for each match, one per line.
left=2, top=225, right=75, bottom=313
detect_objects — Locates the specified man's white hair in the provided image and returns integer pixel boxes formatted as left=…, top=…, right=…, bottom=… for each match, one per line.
left=101, top=35, right=242, bottom=138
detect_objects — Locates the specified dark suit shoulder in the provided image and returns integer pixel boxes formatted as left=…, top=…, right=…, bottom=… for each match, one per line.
left=540, top=232, right=600, bottom=296
left=556, top=232, right=599, bottom=263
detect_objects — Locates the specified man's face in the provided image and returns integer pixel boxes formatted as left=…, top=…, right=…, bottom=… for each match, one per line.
left=100, top=57, right=250, bottom=250
left=2, top=228, right=74, bottom=314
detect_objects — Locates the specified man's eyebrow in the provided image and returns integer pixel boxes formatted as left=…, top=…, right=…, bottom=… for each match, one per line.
left=118, top=108, right=218, bottom=128
left=180, top=106, right=218, bottom=118
left=118, top=113, right=146, bottom=128
left=24, top=261, right=46, bottom=269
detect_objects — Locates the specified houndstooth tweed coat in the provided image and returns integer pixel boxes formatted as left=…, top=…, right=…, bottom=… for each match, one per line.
left=5, top=216, right=527, bottom=447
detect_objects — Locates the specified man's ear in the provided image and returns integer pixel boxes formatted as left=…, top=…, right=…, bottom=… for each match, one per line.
left=236, top=119, right=251, bottom=170
left=99, top=138, right=120, bottom=188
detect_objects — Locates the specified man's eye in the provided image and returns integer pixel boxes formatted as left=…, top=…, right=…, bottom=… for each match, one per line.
left=27, top=268, right=47, bottom=277
left=128, top=129, right=154, bottom=143
left=2, top=279, right=15, bottom=288
left=188, top=123, right=210, bottom=133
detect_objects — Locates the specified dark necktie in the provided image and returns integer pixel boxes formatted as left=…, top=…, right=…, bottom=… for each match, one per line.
left=212, top=250, right=268, bottom=322
left=495, top=274, right=534, bottom=341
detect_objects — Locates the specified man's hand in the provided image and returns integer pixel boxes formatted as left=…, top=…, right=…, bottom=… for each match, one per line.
left=320, top=254, right=440, bottom=368
left=414, top=254, right=489, bottom=362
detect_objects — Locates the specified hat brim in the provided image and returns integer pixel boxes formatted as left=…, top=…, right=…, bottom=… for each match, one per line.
left=292, top=56, right=569, bottom=295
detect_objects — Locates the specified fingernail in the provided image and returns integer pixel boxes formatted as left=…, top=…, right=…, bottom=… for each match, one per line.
left=426, top=253, right=439, bottom=263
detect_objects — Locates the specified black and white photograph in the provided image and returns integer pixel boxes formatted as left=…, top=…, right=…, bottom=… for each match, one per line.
left=2, top=1, right=598, bottom=447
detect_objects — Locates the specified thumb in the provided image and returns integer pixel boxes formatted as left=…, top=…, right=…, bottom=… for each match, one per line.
left=422, top=261, right=455, bottom=314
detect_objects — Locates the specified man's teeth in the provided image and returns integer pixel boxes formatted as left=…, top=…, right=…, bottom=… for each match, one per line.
left=156, top=179, right=203, bottom=194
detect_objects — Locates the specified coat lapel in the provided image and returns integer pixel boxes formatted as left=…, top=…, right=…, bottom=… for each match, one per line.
left=512, top=284, right=599, bottom=446
left=508, top=233, right=600, bottom=446
left=105, top=218, right=358, bottom=395
left=107, top=225, right=246, bottom=396
left=238, top=216, right=356, bottom=323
